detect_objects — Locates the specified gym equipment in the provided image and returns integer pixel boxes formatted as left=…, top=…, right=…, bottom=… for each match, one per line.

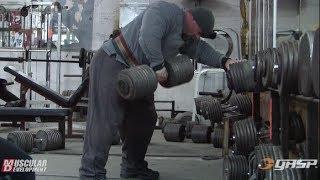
left=117, top=55, right=194, bottom=100
left=233, top=118, right=257, bottom=155
left=190, top=124, right=212, bottom=143
left=211, top=124, right=224, bottom=148
left=289, top=112, right=305, bottom=144
left=311, top=28, right=319, bottom=98
left=174, top=111, right=192, bottom=126
left=223, top=154, right=249, bottom=180
left=117, top=65, right=158, bottom=100
left=160, top=54, right=194, bottom=88
left=7, top=131, right=34, bottom=153
left=35, top=129, right=63, bottom=151
left=4, top=66, right=88, bottom=107
left=228, top=60, right=255, bottom=93
left=185, top=121, right=198, bottom=139
left=163, top=123, right=186, bottom=142
left=228, top=94, right=252, bottom=116
left=298, top=31, right=315, bottom=96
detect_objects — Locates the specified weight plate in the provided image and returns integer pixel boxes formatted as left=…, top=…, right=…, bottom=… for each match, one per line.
left=289, top=112, right=305, bottom=143
left=286, top=41, right=296, bottom=93
left=212, top=124, right=224, bottom=148
left=185, top=121, right=198, bottom=139
left=117, top=65, right=158, bottom=100
left=291, top=40, right=299, bottom=93
left=36, top=130, right=48, bottom=151
left=271, top=49, right=281, bottom=88
left=262, top=48, right=273, bottom=88
left=298, top=31, right=315, bottom=96
left=163, top=123, right=186, bottom=142
left=191, top=124, right=212, bottom=143
left=311, top=28, right=320, bottom=98
left=160, top=55, right=194, bottom=88
left=278, top=41, right=289, bottom=95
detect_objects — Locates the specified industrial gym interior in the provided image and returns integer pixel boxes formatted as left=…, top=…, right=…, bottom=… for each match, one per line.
left=0, top=0, right=319, bottom=180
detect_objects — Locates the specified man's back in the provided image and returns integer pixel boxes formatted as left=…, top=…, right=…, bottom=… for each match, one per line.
left=102, top=1, right=185, bottom=68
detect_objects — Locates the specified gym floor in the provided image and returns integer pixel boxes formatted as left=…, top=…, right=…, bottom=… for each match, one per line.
left=0, top=123, right=223, bottom=180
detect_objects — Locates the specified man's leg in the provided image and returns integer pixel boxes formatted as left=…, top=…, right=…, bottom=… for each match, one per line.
left=79, top=49, right=125, bottom=180
left=119, top=95, right=158, bottom=179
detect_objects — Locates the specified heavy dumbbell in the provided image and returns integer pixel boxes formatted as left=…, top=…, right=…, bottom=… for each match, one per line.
left=190, top=124, right=212, bottom=143
left=228, top=60, right=256, bottom=93
left=160, top=54, right=194, bottom=88
left=7, top=131, right=34, bottom=153
left=194, top=94, right=252, bottom=124
left=232, top=118, right=257, bottom=155
left=117, top=55, right=194, bottom=100
left=35, top=129, right=63, bottom=151
left=185, top=121, right=199, bottom=139
left=163, top=123, right=186, bottom=142
left=211, top=124, right=224, bottom=148
left=311, top=28, right=319, bottom=98
left=228, top=94, right=252, bottom=116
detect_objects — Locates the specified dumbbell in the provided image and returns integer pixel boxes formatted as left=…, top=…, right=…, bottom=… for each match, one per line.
left=190, top=124, right=212, bottom=143
left=117, top=54, right=194, bottom=100
left=35, top=129, right=63, bottom=151
left=163, top=123, right=186, bottom=142
left=194, top=94, right=252, bottom=124
left=289, top=111, right=305, bottom=144
left=211, top=124, right=224, bottom=148
left=223, top=154, right=249, bottom=180
left=7, top=131, right=34, bottom=153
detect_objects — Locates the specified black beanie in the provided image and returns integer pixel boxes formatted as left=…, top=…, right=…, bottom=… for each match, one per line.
left=190, top=7, right=215, bottom=38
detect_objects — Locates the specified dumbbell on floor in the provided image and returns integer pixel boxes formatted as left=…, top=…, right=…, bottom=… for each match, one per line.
left=163, top=123, right=186, bottom=142
left=7, top=131, right=34, bottom=153
left=35, top=129, right=63, bottom=151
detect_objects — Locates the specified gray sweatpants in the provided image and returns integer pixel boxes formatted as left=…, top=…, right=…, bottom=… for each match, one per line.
left=79, top=48, right=157, bottom=179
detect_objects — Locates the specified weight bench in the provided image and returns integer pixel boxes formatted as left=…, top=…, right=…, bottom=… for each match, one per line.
left=3, top=66, right=89, bottom=138
left=0, top=107, right=71, bottom=148
left=4, top=66, right=88, bottom=108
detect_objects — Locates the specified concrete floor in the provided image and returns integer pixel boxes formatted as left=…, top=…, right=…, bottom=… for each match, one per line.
left=0, top=123, right=224, bottom=180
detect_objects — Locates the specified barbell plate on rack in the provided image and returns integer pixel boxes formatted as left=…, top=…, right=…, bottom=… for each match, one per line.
left=289, top=112, right=305, bottom=143
left=298, top=31, right=315, bottom=96
left=278, top=41, right=289, bottom=95
left=271, top=48, right=281, bottom=88
left=286, top=41, right=296, bottom=94
left=311, top=28, right=320, bottom=98
left=262, top=48, right=273, bottom=88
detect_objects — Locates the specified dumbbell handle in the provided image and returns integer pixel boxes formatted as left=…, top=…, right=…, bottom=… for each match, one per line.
left=34, top=138, right=44, bottom=143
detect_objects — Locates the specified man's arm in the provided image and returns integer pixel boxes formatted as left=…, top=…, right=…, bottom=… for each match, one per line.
left=138, top=3, right=170, bottom=71
left=194, top=40, right=229, bottom=69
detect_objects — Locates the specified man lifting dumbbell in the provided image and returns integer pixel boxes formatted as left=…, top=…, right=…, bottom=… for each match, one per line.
left=79, top=1, right=236, bottom=179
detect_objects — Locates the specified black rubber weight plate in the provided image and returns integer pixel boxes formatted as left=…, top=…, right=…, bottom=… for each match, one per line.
left=312, top=28, right=320, bottom=98
left=298, top=31, right=315, bottom=96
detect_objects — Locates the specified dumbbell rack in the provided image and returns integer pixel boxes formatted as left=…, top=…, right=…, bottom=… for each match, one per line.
left=253, top=90, right=319, bottom=180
